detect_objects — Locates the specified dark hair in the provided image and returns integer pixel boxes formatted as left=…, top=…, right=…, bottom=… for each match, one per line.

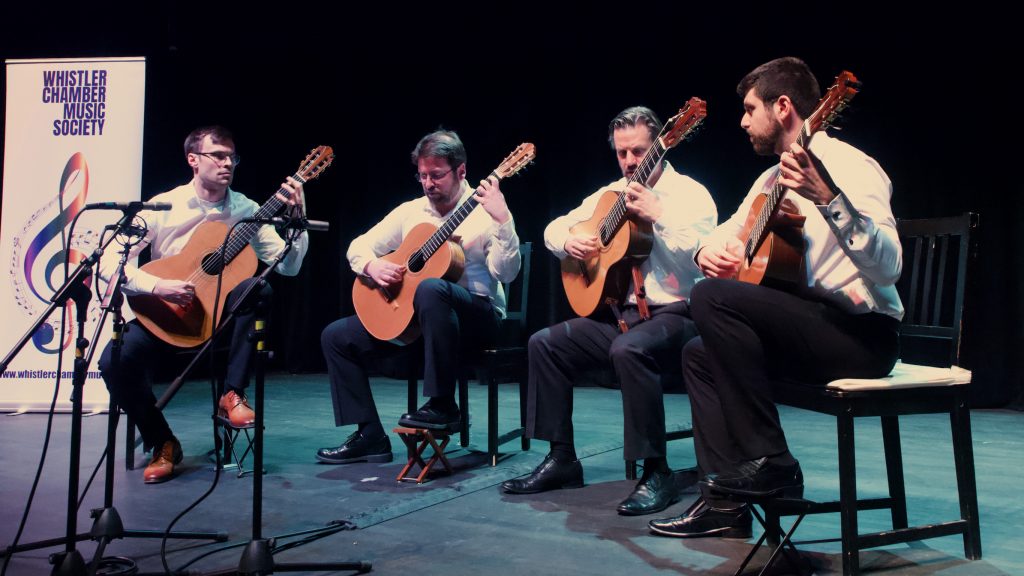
left=736, top=57, right=821, bottom=119
left=410, top=129, right=466, bottom=169
left=184, top=125, right=234, bottom=159
left=607, top=106, right=662, bottom=148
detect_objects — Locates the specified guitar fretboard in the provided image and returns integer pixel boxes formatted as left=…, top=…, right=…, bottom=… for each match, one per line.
left=598, top=139, right=669, bottom=245
left=199, top=172, right=306, bottom=274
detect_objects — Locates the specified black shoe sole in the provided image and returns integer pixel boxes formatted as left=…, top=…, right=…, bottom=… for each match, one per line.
left=501, top=479, right=584, bottom=494
left=648, top=523, right=753, bottom=539
left=703, top=481, right=804, bottom=500
left=397, top=417, right=461, bottom=432
left=316, top=452, right=394, bottom=465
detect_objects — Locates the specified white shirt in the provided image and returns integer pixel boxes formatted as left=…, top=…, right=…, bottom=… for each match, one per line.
left=703, top=134, right=904, bottom=319
left=347, top=180, right=521, bottom=316
left=544, top=162, right=717, bottom=305
left=99, top=180, right=309, bottom=295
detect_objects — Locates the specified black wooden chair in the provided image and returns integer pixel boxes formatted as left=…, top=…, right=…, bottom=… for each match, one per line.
left=738, top=213, right=981, bottom=576
left=405, top=242, right=532, bottom=466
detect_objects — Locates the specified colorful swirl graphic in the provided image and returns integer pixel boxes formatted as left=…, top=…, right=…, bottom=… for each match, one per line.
left=21, top=153, right=90, bottom=353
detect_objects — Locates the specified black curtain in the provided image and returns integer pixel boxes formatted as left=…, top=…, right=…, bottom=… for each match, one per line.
left=1, top=5, right=1018, bottom=407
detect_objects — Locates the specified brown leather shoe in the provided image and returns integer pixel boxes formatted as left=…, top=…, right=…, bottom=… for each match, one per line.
left=219, top=390, right=255, bottom=427
left=144, top=437, right=182, bottom=484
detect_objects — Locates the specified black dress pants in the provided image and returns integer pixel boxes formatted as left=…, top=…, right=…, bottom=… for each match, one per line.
left=526, top=300, right=698, bottom=461
left=682, top=278, right=898, bottom=504
left=98, top=277, right=271, bottom=450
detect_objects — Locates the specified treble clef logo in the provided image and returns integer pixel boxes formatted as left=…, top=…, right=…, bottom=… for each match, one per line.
left=21, top=152, right=90, bottom=353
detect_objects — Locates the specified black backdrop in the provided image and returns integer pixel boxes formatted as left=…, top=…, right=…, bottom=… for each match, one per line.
left=2, top=5, right=1018, bottom=407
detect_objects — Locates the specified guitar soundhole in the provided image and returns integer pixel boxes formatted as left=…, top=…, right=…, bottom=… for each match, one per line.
left=407, top=252, right=426, bottom=274
left=200, top=252, right=225, bottom=276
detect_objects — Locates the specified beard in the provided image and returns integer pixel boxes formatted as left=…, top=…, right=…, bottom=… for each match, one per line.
left=750, top=116, right=783, bottom=156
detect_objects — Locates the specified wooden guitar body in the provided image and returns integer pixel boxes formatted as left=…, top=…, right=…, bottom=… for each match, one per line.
left=559, top=190, right=653, bottom=317
left=351, top=222, right=466, bottom=345
left=128, top=221, right=258, bottom=348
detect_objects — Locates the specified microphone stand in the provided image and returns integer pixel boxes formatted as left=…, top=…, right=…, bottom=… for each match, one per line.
left=0, top=208, right=224, bottom=575
left=188, top=216, right=370, bottom=575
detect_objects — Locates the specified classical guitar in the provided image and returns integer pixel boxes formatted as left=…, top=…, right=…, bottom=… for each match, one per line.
left=127, top=146, right=334, bottom=348
left=352, top=143, right=536, bottom=345
left=560, top=97, right=707, bottom=318
left=735, top=71, right=860, bottom=289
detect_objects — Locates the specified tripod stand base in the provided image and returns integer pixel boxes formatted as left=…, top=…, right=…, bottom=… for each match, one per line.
left=196, top=539, right=370, bottom=575
left=49, top=549, right=87, bottom=576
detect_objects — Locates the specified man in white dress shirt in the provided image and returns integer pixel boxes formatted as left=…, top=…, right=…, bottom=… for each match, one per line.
left=316, top=130, right=520, bottom=465
left=502, top=106, right=717, bottom=517
left=648, top=57, right=903, bottom=539
left=98, top=125, right=308, bottom=484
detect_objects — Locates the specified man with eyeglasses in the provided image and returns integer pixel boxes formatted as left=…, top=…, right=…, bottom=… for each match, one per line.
left=316, top=129, right=520, bottom=465
left=98, top=125, right=308, bottom=484
left=502, top=106, right=716, bottom=518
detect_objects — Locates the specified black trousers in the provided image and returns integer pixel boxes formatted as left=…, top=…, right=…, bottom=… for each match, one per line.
left=98, top=277, right=272, bottom=450
left=321, top=278, right=500, bottom=428
left=683, top=278, right=899, bottom=504
left=526, top=300, right=698, bottom=461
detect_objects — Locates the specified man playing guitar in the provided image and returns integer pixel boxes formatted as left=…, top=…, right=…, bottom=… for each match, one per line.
left=316, top=130, right=520, bottom=465
left=502, top=107, right=716, bottom=517
left=98, top=125, right=309, bottom=484
left=649, top=58, right=903, bottom=539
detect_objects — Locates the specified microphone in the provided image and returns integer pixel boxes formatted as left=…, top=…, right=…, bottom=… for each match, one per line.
left=85, top=201, right=172, bottom=212
left=247, top=216, right=329, bottom=232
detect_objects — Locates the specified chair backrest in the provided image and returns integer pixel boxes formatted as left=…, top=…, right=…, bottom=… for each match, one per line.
left=495, top=242, right=532, bottom=345
left=895, top=213, right=977, bottom=367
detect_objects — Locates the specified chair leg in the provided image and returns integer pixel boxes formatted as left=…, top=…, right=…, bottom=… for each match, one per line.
left=125, top=413, right=136, bottom=471
left=950, top=392, right=982, bottom=560
left=459, top=375, right=470, bottom=448
left=486, top=367, right=499, bottom=466
left=625, top=460, right=638, bottom=481
left=407, top=375, right=417, bottom=414
left=407, top=376, right=418, bottom=460
left=837, top=411, right=860, bottom=576
left=880, top=415, right=908, bottom=529
left=518, top=368, right=530, bottom=452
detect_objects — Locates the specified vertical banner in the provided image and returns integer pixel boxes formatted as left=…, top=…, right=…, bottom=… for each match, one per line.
left=1, top=57, right=145, bottom=412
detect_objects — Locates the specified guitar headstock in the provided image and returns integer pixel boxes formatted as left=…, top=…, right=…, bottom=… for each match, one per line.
left=806, top=71, right=860, bottom=135
left=296, top=145, right=335, bottom=182
left=494, top=143, right=537, bottom=179
left=660, top=97, right=708, bottom=149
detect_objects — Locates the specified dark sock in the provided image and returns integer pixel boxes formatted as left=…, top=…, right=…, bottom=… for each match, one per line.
left=358, top=420, right=385, bottom=439
left=642, top=457, right=670, bottom=477
left=549, top=441, right=577, bottom=462
left=766, top=450, right=797, bottom=466
left=427, top=395, right=457, bottom=411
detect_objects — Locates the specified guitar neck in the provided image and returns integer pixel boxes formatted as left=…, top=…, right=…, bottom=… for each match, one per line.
left=219, top=172, right=305, bottom=263
left=599, top=139, right=669, bottom=245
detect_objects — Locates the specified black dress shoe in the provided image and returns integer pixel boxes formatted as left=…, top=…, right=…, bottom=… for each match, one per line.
left=702, top=457, right=803, bottom=498
left=501, top=453, right=584, bottom=494
left=648, top=497, right=752, bottom=538
left=617, top=469, right=681, bottom=516
left=398, top=403, right=461, bottom=431
left=316, top=432, right=393, bottom=464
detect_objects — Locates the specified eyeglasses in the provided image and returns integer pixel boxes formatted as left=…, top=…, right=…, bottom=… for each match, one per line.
left=413, top=167, right=454, bottom=183
left=196, top=151, right=241, bottom=165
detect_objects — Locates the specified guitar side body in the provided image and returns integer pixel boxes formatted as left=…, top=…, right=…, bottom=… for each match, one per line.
left=560, top=190, right=653, bottom=317
left=351, top=222, right=466, bottom=345
left=127, top=221, right=258, bottom=348
left=735, top=194, right=805, bottom=290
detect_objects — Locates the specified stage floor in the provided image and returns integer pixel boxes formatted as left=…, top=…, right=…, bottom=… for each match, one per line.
left=1, top=373, right=1020, bottom=575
